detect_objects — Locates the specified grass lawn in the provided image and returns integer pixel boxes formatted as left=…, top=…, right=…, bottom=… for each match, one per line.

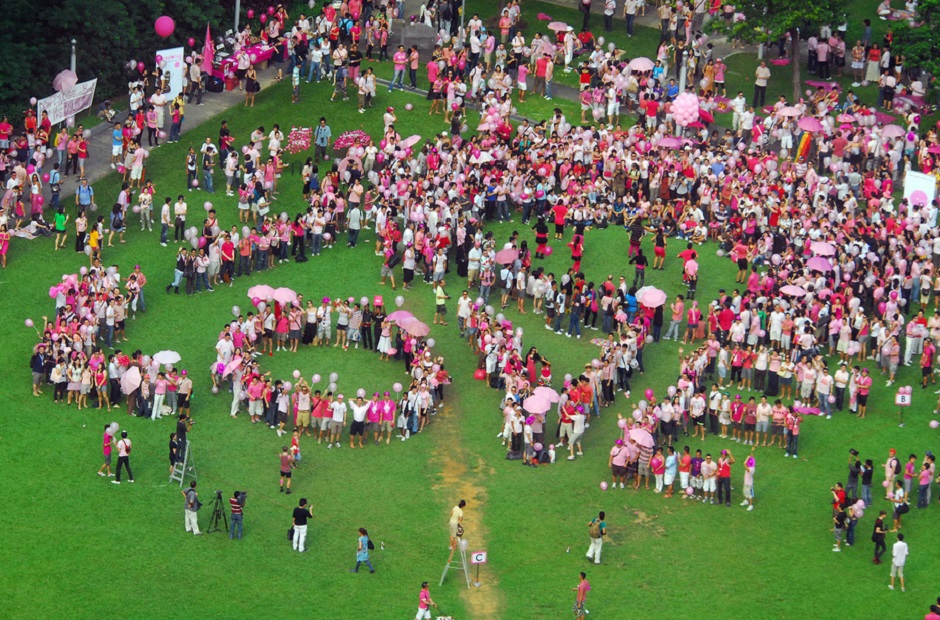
left=2, top=65, right=940, bottom=620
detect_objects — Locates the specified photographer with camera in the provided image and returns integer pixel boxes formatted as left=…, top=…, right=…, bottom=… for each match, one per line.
left=182, top=480, right=203, bottom=536
left=229, top=490, right=246, bottom=540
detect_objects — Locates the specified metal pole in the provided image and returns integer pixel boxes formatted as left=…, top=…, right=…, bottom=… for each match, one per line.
left=70, top=39, right=77, bottom=73
left=234, top=0, right=241, bottom=34
left=460, top=0, right=466, bottom=30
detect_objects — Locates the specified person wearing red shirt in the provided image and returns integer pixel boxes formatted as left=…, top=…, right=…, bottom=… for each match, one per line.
left=716, top=449, right=735, bottom=506
left=831, top=482, right=847, bottom=517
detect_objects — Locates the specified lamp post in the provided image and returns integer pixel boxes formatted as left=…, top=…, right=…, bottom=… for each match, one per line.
left=70, top=39, right=77, bottom=73
left=678, top=50, right=688, bottom=92
left=235, top=0, right=240, bottom=34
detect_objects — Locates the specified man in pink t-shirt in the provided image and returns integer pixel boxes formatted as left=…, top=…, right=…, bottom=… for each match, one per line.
left=98, top=425, right=115, bottom=477
left=415, top=582, right=436, bottom=619
left=380, top=391, right=397, bottom=444
left=664, top=295, right=685, bottom=340
left=389, top=45, right=407, bottom=91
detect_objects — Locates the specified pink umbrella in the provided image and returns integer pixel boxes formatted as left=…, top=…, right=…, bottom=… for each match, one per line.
left=810, top=241, right=836, bottom=256
left=780, top=285, right=807, bottom=296
left=120, top=366, right=142, bottom=394
left=272, top=287, right=298, bottom=305
left=533, top=386, right=560, bottom=402
left=223, top=355, right=244, bottom=377
left=523, top=394, right=552, bottom=414
left=52, top=69, right=78, bottom=92
left=338, top=155, right=361, bottom=175
left=399, top=317, right=430, bottom=337
left=927, top=145, right=940, bottom=155
left=656, top=137, right=682, bottom=148
left=629, top=427, right=655, bottom=448
left=247, top=284, right=275, bottom=300
left=495, top=248, right=519, bottom=264
left=399, top=134, right=422, bottom=149
left=638, top=287, right=667, bottom=308
left=797, top=117, right=824, bottom=132
left=697, top=108, right=714, bottom=123
left=806, top=256, right=833, bottom=272
left=881, top=124, right=905, bottom=139
left=628, top=57, right=655, bottom=72
left=776, top=106, right=802, bottom=118
left=836, top=113, right=855, bottom=123
left=547, top=21, right=571, bottom=32
left=386, top=310, right=415, bottom=323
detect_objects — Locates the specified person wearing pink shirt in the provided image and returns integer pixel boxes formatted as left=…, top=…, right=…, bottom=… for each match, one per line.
left=664, top=294, right=685, bottom=340
left=152, top=372, right=168, bottom=420
left=379, top=391, right=397, bottom=443
left=408, top=45, right=420, bottom=88
left=389, top=45, right=407, bottom=91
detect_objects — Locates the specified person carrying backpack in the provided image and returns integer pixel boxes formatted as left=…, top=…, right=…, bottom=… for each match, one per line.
left=585, top=511, right=606, bottom=564
left=884, top=448, right=900, bottom=499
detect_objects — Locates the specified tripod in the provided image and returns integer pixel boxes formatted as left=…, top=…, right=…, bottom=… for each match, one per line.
left=207, top=491, right=228, bottom=534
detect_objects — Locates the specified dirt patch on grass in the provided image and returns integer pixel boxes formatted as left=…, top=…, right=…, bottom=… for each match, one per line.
left=430, top=416, right=504, bottom=619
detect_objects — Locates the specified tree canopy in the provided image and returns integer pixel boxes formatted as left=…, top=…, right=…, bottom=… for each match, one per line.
left=707, top=0, right=849, bottom=102
left=0, top=0, right=226, bottom=125
left=892, top=0, right=940, bottom=100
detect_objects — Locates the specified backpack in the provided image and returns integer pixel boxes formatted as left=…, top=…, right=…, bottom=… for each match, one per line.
left=891, top=458, right=900, bottom=476
left=589, top=519, right=601, bottom=538
left=367, top=538, right=375, bottom=551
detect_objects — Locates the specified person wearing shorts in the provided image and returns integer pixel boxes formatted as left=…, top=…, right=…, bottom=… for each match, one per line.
left=279, top=445, right=293, bottom=494
left=700, top=453, right=717, bottom=504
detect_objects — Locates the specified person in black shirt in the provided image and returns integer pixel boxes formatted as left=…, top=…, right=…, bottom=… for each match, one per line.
left=861, top=458, right=874, bottom=507
left=846, top=450, right=861, bottom=500
left=872, top=510, right=888, bottom=563
left=166, top=246, right=187, bottom=294
left=629, top=249, right=648, bottom=287
left=832, top=506, right=846, bottom=552
left=176, top=413, right=192, bottom=453
left=292, top=498, right=313, bottom=552
left=168, top=432, right=180, bottom=478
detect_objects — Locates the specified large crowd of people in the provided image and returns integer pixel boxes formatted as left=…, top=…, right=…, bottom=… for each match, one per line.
left=14, top=0, right=940, bottom=611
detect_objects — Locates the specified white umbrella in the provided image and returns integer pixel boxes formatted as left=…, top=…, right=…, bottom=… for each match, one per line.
left=153, top=350, right=181, bottom=365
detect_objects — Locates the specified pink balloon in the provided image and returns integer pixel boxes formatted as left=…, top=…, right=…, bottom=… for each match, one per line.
left=24, top=319, right=34, bottom=327
left=882, top=480, right=890, bottom=488
left=247, top=8, right=255, bottom=18
left=42, top=173, right=50, bottom=182
left=930, top=420, right=940, bottom=429
left=617, top=419, right=627, bottom=429
left=260, top=14, right=267, bottom=23
left=155, top=55, right=164, bottom=63
left=644, top=388, right=654, bottom=400
left=685, top=487, right=694, bottom=495
left=154, top=16, right=175, bottom=38
left=544, top=246, right=553, bottom=256
left=599, top=481, right=608, bottom=491
left=188, top=37, right=196, bottom=47
left=137, top=61, right=146, bottom=73
left=267, top=5, right=275, bottom=14
left=376, top=153, right=385, bottom=164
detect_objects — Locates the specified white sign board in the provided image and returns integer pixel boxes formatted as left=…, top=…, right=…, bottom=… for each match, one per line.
left=903, top=170, right=936, bottom=210
left=470, top=551, right=487, bottom=565
left=36, top=79, right=98, bottom=125
left=156, top=46, right=186, bottom=99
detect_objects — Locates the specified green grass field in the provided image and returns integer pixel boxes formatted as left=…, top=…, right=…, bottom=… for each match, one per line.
left=2, top=23, right=940, bottom=619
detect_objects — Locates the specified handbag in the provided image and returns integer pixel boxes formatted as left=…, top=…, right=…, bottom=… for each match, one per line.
left=288, top=527, right=295, bottom=541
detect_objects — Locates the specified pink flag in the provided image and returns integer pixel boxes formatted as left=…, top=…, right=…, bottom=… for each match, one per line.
left=201, top=23, right=215, bottom=75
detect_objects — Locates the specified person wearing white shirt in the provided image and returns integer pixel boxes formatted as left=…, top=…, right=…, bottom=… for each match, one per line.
left=889, top=533, right=908, bottom=591
left=349, top=396, right=370, bottom=448
left=329, top=395, right=348, bottom=447
left=731, top=92, right=747, bottom=130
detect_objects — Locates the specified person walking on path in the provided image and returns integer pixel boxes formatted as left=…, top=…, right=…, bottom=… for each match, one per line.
left=112, top=430, right=134, bottom=484
left=448, top=499, right=466, bottom=562
left=182, top=480, right=203, bottom=536
left=888, top=533, right=908, bottom=591
left=292, top=497, right=313, bottom=552
left=349, top=527, right=376, bottom=573
left=586, top=511, right=606, bottom=565
left=572, top=571, right=591, bottom=620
